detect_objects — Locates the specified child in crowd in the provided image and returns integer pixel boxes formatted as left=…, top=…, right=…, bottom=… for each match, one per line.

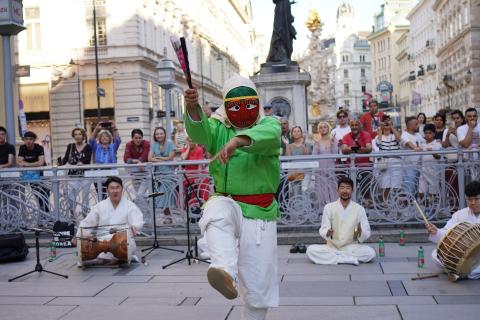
left=418, top=124, right=442, bottom=205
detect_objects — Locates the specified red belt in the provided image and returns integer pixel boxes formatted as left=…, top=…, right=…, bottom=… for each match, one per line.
left=220, top=193, right=274, bottom=208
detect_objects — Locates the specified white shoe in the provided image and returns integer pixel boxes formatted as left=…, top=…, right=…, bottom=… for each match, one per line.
left=338, top=256, right=359, bottom=266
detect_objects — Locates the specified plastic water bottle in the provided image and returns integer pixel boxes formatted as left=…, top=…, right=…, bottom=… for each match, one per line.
left=418, top=246, right=425, bottom=269
left=399, top=229, right=406, bottom=246
left=378, top=236, right=385, bottom=257
left=49, top=241, right=56, bottom=261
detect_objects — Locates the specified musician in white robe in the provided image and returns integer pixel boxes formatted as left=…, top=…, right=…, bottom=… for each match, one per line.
left=426, top=180, right=480, bottom=279
left=74, top=176, right=144, bottom=263
left=306, top=177, right=376, bottom=265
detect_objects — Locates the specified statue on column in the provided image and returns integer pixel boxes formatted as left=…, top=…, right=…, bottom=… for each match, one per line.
left=266, top=0, right=297, bottom=63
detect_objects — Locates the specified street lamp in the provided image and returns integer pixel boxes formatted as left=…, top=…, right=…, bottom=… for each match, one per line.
left=156, top=59, right=176, bottom=138
left=69, top=58, right=83, bottom=128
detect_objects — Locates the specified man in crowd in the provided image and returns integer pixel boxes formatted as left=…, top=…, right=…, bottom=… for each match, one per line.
left=426, top=180, right=480, bottom=280
left=73, top=176, right=144, bottom=265
left=331, top=109, right=351, bottom=146
left=458, top=107, right=479, bottom=150
left=0, top=126, right=15, bottom=168
left=306, top=177, right=375, bottom=265
left=280, top=117, right=292, bottom=156
left=401, top=116, right=424, bottom=195
left=184, top=74, right=280, bottom=320
left=341, top=119, right=372, bottom=166
left=360, top=100, right=384, bottom=139
left=263, top=103, right=274, bottom=117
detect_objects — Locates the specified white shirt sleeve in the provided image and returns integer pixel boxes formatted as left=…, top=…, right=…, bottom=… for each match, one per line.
left=77, top=205, right=100, bottom=237
left=456, top=125, right=468, bottom=143
left=319, top=204, right=332, bottom=241
left=127, top=202, right=144, bottom=234
left=428, top=213, right=459, bottom=243
left=400, top=132, right=411, bottom=149
left=357, top=206, right=371, bottom=243
left=442, top=129, right=449, bottom=142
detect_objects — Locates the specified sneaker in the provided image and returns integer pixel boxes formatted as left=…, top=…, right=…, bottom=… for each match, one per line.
left=207, top=267, right=238, bottom=300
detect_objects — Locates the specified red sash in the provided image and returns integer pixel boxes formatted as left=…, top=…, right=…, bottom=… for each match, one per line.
left=221, top=193, right=274, bottom=208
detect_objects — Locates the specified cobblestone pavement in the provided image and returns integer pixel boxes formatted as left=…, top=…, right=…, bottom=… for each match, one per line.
left=0, top=243, right=479, bottom=320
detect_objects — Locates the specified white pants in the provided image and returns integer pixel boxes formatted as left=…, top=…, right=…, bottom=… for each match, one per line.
left=306, top=243, right=376, bottom=265
left=431, top=249, right=480, bottom=279
left=199, top=196, right=278, bottom=319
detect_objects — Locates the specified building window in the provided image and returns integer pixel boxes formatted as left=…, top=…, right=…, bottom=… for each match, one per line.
left=360, top=55, right=365, bottom=62
left=342, top=55, right=349, bottom=63
left=88, top=17, right=107, bottom=46
left=344, top=83, right=349, bottom=95
left=344, top=100, right=350, bottom=106
left=82, top=79, right=115, bottom=109
left=361, top=68, right=365, bottom=77
left=361, top=85, right=366, bottom=93
left=24, top=7, right=41, bottom=50
left=344, top=69, right=348, bottom=78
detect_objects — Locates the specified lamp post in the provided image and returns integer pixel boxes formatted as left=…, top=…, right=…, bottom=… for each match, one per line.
left=1, top=0, right=25, bottom=146
left=69, top=59, right=83, bottom=128
left=156, top=59, right=176, bottom=138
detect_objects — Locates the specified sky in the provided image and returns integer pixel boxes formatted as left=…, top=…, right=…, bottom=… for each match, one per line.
left=251, top=0, right=386, bottom=56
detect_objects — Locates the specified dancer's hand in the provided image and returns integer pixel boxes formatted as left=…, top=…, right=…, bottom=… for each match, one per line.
left=184, top=88, right=201, bottom=121
left=425, top=223, right=437, bottom=235
left=214, top=136, right=251, bottom=165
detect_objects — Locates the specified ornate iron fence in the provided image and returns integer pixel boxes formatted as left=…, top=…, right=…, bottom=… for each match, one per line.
left=0, top=148, right=478, bottom=234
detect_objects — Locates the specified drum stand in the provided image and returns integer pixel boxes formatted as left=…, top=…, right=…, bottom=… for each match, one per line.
left=9, top=229, right=68, bottom=282
left=162, top=172, right=209, bottom=269
left=141, top=174, right=184, bottom=264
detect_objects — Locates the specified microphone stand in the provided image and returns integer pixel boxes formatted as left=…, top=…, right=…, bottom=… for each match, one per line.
left=141, top=170, right=184, bottom=264
left=9, top=229, right=68, bottom=282
left=162, top=171, right=209, bottom=269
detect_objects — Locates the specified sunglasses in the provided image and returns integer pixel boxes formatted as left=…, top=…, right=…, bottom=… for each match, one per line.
left=337, top=115, right=347, bottom=119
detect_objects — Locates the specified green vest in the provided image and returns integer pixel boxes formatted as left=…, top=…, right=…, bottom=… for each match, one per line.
left=185, top=106, right=281, bottom=221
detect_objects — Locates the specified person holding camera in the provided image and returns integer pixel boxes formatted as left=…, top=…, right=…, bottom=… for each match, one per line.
left=61, top=128, right=93, bottom=217
left=89, top=121, right=121, bottom=199
left=89, top=121, right=121, bottom=164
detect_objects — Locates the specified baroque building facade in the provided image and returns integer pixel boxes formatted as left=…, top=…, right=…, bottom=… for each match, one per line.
left=15, top=0, right=255, bottom=162
left=433, top=0, right=480, bottom=112
left=368, top=0, right=415, bottom=112
left=406, top=0, right=438, bottom=116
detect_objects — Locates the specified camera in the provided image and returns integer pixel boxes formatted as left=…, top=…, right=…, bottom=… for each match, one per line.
left=100, top=121, right=112, bottom=128
left=351, top=146, right=360, bottom=152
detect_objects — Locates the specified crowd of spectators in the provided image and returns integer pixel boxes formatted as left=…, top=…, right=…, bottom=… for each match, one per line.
left=0, top=101, right=479, bottom=213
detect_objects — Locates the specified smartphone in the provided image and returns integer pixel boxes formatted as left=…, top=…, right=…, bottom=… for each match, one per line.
left=351, top=146, right=360, bottom=152
left=101, top=121, right=112, bottom=128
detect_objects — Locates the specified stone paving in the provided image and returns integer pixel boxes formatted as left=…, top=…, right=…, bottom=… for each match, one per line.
left=0, top=243, right=479, bottom=320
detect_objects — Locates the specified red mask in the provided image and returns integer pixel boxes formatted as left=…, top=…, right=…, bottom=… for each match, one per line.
left=225, top=98, right=260, bottom=128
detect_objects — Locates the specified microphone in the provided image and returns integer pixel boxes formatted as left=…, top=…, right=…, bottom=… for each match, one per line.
left=146, top=192, right=165, bottom=198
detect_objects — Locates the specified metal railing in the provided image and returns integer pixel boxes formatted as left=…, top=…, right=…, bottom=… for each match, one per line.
left=0, top=148, right=479, bottom=234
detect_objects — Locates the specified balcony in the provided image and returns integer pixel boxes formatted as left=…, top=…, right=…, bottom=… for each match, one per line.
left=408, top=71, right=416, bottom=81
left=426, top=39, right=435, bottom=49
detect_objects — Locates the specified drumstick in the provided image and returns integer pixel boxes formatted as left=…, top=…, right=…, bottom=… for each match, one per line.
left=413, top=199, right=430, bottom=225
left=411, top=273, right=439, bottom=280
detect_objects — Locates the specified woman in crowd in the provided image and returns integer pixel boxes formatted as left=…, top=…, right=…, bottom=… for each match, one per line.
left=148, top=126, right=176, bottom=223
left=372, top=115, right=402, bottom=200
left=286, top=126, right=310, bottom=197
left=18, top=131, right=50, bottom=214
left=123, top=128, right=150, bottom=195
left=417, top=112, right=427, bottom=137
left=173, top=122, right=188, bottom=150
left=89, top=121, right=121, bottom=198
left=312, top=121, right=338, bottom=205
left=62, top=128, right=92, bottom=216
left=433, top=112, right=447, bottom=143
left=442, top=110, right=465, bottom=149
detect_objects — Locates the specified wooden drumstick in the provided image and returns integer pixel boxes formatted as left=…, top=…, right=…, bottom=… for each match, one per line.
left=413, top=199, right=430, bottom=225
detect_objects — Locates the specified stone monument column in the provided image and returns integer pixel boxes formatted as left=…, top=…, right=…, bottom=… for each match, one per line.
left=251, top=0, right=310, bottom=130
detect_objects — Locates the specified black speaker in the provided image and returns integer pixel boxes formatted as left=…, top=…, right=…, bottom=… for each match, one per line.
left=0, top=233, right=29, bottom=263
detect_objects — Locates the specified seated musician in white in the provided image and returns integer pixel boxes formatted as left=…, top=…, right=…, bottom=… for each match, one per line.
left=426, top=180, right=480, bottom=279
left=306, top=177, right=376, bottom=265
left=73, top=176, right=144, bottom=264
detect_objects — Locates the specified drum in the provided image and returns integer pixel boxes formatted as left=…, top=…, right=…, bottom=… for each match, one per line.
left=437, top=221, right=480, bottom=281
left=77, top=227, right=131, bottom=267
